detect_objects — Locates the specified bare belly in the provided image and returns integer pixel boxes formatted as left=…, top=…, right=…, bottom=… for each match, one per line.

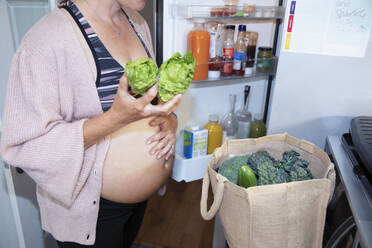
left=101, top=117, right=173, bottom=203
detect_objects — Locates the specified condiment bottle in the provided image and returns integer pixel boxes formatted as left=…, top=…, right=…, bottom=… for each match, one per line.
left=233, top=25, right=247, bottom=75
left=221, top=25, right=235, bottom=76
left=204, top=114, right=223, bottom=154
left=249, top=113, right=267, bottom=138
left=187, top=19, right=210, bottom=81
left=245, top=32, right=258, bottom=75
left=208, top=24, right=223, bottom=79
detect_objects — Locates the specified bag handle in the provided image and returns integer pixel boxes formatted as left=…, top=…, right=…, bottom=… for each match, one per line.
left=200, top=170, right=225, bottom=220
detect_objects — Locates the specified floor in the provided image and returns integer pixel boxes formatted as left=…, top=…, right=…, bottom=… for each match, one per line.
left=134, top=179, right=215, bottom=248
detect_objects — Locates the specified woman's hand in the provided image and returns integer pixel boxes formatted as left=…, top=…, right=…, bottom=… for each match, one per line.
left=83, top=75, right=181, bottom=148
left=108, top=75, right=182, bottom=127
left=146, top=114, right=178, bottom=160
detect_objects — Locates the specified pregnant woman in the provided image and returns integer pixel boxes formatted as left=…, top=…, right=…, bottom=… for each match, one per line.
left=0, top=0, right=181, bottom=247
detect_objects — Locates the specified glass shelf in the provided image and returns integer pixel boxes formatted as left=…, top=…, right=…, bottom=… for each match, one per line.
left=190, top=56, right=278, bottom=88
left=170, top=4, right=284, bottom=22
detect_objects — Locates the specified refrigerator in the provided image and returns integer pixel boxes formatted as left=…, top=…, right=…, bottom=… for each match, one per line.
left=155, top=0, right=282, bottom=183
left=154, top=0, right=372, bottom=182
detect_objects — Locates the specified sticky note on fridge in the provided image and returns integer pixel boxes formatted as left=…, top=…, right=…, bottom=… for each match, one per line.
left=285, top=33, right=291, bottom=50
left=183, top=128, right=208, bottom=159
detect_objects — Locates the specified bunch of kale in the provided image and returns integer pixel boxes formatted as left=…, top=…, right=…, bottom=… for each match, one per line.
left=218, top=150, right=313, bottom=186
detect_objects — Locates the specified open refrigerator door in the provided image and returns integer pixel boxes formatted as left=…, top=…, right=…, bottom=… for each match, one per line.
left=156, top=0, right=283, bottom=182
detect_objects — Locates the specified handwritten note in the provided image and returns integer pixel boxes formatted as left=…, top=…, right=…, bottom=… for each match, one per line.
left=283, top=0, right=372, bottom=57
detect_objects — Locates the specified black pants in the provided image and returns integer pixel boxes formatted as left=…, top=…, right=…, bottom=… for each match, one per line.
left=57, top=198, right=147, bottom=248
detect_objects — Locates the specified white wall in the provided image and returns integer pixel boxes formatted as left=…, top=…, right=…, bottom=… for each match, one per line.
left=267, top=0, right=372, bottom=148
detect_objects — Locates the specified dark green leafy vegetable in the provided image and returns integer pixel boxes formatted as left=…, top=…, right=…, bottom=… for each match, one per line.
left=218, top=150, right=313, bottom=187
left=125, top=58, right=158, bottom=95
left=158, top=51, right=196, bottom=102
left=218, top=155, right=251, bottom=184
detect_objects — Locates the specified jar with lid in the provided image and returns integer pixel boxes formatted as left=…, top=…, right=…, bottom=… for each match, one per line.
left=256, top=47, right=273, bottom=73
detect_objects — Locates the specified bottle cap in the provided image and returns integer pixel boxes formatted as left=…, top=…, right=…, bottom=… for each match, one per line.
left=238, top=25, right=246, bottom=32
left=191, top=125, right=200, bottom=130
left=226, top=25, right=236, bottom=30
left=244, top=85, right=251, bottom=94
left=209, top=114, right=219, bottom=123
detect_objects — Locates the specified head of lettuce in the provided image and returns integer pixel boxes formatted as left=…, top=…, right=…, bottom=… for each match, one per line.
left=158, top=51, right=196, bottom=102
left=125, top=58, right=158, bottom=95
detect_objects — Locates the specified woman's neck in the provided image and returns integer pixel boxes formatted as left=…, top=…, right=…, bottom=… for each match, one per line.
left=74, top=0, right=124, bottom=24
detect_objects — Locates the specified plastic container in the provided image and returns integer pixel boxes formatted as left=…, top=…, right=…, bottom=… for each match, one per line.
left=204, top=114, right=223, bottom=154
left=187, top=20, right=210, bottom=81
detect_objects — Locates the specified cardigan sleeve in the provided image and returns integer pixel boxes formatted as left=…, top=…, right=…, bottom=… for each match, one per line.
left=0, top=43, right=95, bottom=207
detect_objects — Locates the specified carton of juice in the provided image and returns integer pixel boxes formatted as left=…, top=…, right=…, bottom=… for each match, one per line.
left=183, top=127, right=208, bottom=159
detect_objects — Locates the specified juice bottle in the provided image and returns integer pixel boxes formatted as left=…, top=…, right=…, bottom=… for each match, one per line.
left=187, top=20, right=210, bottom=81
left=204, top=114, right=223, bottom=154
left=233, top=25, right=247, bottom=75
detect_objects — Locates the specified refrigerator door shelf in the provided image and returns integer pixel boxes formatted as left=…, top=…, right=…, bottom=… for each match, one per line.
left=170, top=4, right=285, bottom=22
left=172, top=154, right=212, bottom=182
left=190, top=56, right=278, bottom=88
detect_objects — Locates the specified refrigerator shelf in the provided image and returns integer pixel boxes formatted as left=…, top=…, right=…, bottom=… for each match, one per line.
left=172, top=154, right=212, bottom=182
left=190, top=56, right=278, bottom=88
left=170, top=4, right=285, bottom=22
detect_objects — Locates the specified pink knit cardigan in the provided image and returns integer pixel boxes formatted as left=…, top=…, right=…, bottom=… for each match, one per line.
left=0, top=7, right=154, bottom=245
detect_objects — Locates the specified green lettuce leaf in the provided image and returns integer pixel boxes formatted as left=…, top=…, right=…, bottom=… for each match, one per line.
left=125, top=58, right=158, bottom=95
left=158, top=51, right=196, bottom=102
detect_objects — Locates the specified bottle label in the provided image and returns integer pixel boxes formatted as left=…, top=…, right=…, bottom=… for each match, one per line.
left=223, top=48, right=234, bottom=74
left=209, top=32, right=217, bottom=58
left=233, top=52, right=244, bottom=71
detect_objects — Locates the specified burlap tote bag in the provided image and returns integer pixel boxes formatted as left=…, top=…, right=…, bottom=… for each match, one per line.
left=200, top=133, right=336, bottom=248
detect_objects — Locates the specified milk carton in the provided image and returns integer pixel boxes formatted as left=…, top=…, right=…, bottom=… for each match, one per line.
left=183, top=127, right=208, bottom=159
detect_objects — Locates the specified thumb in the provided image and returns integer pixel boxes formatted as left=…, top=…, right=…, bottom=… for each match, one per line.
left=139, top=83, right=158, bottom=105
left=118, top=74, right=129, bottom=93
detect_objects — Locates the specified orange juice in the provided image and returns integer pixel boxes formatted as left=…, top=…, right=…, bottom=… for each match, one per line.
left=187, top=21, right=210, bottom=81
left=204, top=115, right=223, bottom=154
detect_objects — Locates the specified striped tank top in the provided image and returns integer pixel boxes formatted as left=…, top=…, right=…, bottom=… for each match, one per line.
left=61, top=1, right=152, bottom=111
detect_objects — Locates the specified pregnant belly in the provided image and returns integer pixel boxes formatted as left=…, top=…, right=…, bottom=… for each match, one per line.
left=101, top=117, right=173, bottom=203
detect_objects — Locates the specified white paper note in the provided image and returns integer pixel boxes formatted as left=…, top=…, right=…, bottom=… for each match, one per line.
left=283, top=0, right=372, bottom=58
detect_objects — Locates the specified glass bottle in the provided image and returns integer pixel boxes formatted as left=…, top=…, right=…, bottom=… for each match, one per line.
left=221, top=94, right=239, bottom=139
left=245, top=31, right=258, bottom=75
left=236, top=86, right=252, bottom=138
left=221, top=25, right=235, bottom=76
left=233, top=25, right=247, bottom=75
left=204, top=114, right=223, bottom=154
left=249, top=113, right=267, bottom=138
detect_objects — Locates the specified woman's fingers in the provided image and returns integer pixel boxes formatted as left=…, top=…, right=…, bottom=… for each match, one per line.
left=164, top=144, right=175, bottom=161
left=156, top=142, right=173, bottom=160
left=147, top=131, right=166, bottom=145
left=149, top=136, right=169, bottom=159
left=118, top=74, right=129, bottom=93
left=148, top=94, right=183, bottom=116
left=149, top=116, right=165, bottom=127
